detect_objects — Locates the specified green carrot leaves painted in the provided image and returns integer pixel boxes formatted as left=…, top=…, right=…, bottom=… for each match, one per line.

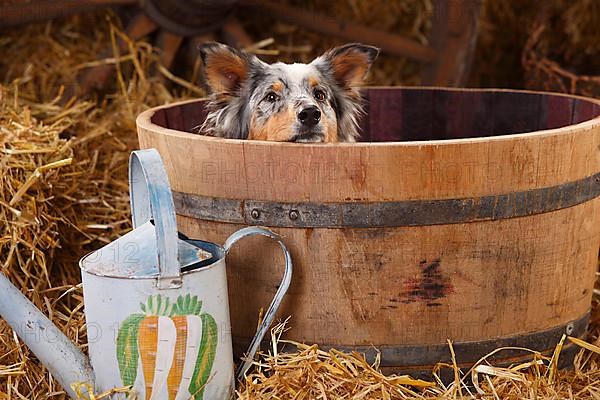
left=189, top=313, right=218, bottom=399
left=173, top=294, right=203, bottom=316
left=116, top=313, right=145, bottom=386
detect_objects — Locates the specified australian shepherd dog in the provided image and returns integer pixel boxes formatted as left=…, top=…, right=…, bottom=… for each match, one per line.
left=198, top=42, right=379, bottom=142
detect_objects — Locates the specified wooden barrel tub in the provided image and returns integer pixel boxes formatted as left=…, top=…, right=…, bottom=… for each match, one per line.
left=137, top=87, right=600, bottom=376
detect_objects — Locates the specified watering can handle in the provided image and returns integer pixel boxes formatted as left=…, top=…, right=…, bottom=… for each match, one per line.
left=129, top=149, right=182, bottom=289
left=224, top=226, right=293, bottom=380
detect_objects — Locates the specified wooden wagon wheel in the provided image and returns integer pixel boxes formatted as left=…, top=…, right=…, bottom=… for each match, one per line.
left=0, top=0, right=482, bottom=90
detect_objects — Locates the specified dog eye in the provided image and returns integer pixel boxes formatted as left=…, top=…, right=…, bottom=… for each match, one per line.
left=314, top=89, right=326, bottom=101
left=265, top=92, right=279, bottom=103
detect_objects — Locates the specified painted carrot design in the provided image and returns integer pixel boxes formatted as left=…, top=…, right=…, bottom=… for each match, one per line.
left=116, top=314, right=144, bottom=386
left=116, top=294, right=218, bottom=400
left=170, top=294, right=217, bottom=400
left=167, top=314, right=187, bottom=398
left=139, top=295, right=174, bottom=400
left=189, top=312, right=217, bottom=399
left=138, top=315, right=159, bottom=400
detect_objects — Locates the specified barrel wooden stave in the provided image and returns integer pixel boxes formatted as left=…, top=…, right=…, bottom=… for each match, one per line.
left=137, top=87, right=600, bottom=373
left=177, top=199, right=598, bottom=346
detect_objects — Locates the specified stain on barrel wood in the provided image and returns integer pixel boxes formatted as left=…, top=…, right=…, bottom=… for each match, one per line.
left=137, top=87, right=600, bottom=375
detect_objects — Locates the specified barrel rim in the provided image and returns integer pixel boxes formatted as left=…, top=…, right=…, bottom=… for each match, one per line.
left=136, top=86, right=600, bottom=147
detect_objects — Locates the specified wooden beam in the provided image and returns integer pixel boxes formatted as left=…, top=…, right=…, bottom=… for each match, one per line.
left=220, top=17, right=254, bottom=49
left=0, top=0, right=135, bottom=27
left=421, top=0, right=482, bottom=86
left=157, top=31, right=184, bottom=69
left=239, top=0, right=436, bottom=62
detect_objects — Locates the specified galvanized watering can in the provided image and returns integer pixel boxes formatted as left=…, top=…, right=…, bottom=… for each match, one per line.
left=0, top=149, right=292, bottom=399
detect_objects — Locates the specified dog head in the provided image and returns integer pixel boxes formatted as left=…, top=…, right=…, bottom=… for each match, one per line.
left=199, top=42, right=379, bottom=142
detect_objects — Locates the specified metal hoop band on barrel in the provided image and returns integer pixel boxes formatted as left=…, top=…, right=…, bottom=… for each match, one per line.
left=232, top=312, right=588, bottom=372
left=173, top=171, right=600, bottom=228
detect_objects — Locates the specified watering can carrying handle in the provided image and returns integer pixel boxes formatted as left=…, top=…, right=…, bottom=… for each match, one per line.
left=129, top=149, right=182, bottom=289
left=224, top=227, right=293, bottom=381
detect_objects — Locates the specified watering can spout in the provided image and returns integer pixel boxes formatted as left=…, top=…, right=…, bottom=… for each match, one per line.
left=0, top=273, right=95, bottom=399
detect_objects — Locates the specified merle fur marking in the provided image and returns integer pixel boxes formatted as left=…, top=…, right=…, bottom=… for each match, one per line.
left=198, top=42, right=379, bottom=142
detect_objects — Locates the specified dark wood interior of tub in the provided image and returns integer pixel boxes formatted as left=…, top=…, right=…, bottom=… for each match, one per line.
left=151, top=88, right=600, bottom=142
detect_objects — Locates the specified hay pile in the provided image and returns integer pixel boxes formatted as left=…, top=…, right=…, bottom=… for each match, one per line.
left=238, top=288, right=600, bottom=399
left=237, top=323, right=600, bottom=399
left=522, top=0, right=600, bottom=97
left=0, top=4, right=599, bottom=400
left=0, top=12, right=197, bottom=399
left=470, top=0, right=600, bottom=95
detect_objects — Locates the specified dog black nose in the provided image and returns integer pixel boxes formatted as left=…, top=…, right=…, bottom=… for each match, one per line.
left=298, top=106, right=321, bottom=127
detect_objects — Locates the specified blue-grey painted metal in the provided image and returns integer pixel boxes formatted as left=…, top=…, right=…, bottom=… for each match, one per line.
left=0, top=273, right=95, bottom=398
left=225, top=226, right=293, bottom=380
left=129, top=149, right=183, bottom=289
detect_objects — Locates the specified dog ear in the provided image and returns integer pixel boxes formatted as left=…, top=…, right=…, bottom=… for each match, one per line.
left=199, top=42, right=252, bottom=95
left=314, top=43, right=379, bottom=88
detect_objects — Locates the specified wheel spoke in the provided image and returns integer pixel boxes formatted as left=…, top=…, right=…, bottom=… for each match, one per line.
left=220, top=17, right=254, bottom=49
left=157, top=31, right=184, bottom=69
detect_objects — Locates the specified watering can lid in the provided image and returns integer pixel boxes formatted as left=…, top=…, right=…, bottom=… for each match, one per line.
left=80, top=221, right=212, bottom=278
